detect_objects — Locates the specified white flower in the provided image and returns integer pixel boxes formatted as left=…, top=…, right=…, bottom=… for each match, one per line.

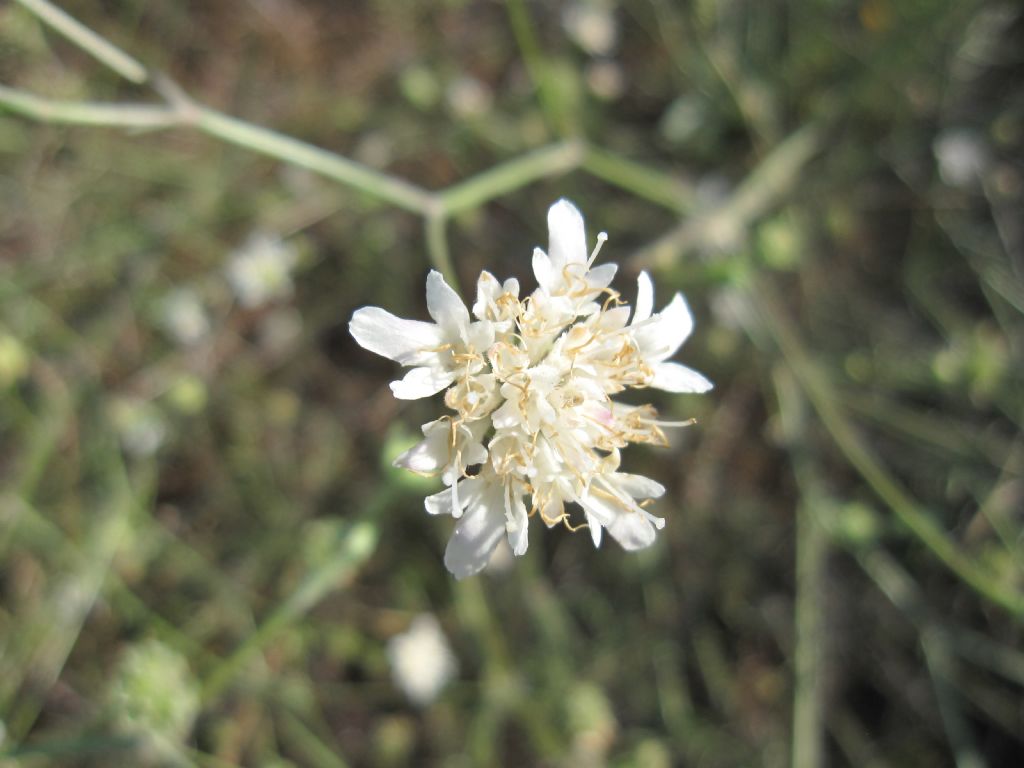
left=562, top=2, right=618, bottom=57
left=158, top=288, right=209, bottom=345
left=934, top=129, right=988, bottom=188
left=350, top=199, right=713, bottom=578
left=387, top=614, right=458, bottom=706
left=226, top=232, right=298, bottom=308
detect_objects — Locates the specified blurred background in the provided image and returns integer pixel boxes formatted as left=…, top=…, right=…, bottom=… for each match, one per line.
left=1, top=0, right=1023, bottom=766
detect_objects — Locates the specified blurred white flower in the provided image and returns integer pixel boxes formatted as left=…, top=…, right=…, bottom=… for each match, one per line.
left=351, top=199, right=712, bottom=578
left=387, top=614, right=458, bottom=706
left=934, top=129, right=988, bottom=188
left=563, top=2, right=618, bottom=57
left=226, top=233, right=298, bottom=308
left=446, top=75, right=494, bottom=119
left=158, top=288, right=209, bottom=345
left=108, top=638, right=199, bottom=761
left=110, top=397, right=167, bottom=457
left=585, top=60, right=626, bottom=101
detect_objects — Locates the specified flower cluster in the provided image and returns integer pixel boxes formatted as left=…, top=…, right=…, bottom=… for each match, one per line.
left=350, top=200, right=712, bottom=578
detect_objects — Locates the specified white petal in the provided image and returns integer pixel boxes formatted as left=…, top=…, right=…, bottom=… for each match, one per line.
left=580, top=481, right=663, bottom=551
left=633, top=293, right=695, bottom=363
left=505, top=490, right=530, bottom=556
left=491, top=399, right=521, bottom=430
left=655, top=293, right=694, bottom=359
left=466, top=321, right=495, bottom=354
left=584, top=262, right=617, bottom=292
left=650, top=362, right=713, bottom=393
left=426, top=270, right=470, bottom=334
left=588, top=514, right=603, bottom=547
left=349, top=307, right=443, bottom=365
left=595, top=305, right=631, bottom=332
left=425, top=477, right=482, bottom=517
left=606, top=513, right=657, bottom=551
left=425, top=487, right=456, bottom=516
left=615, top=473, right=666, bottom=499
left=578, top=491, right=617, bottom=528
left=390, top=366, right=455, bottom=399
left=532, top=247, right=554, bottom=292
left=393, top=421, right=448, bottom=474
left=633, top=271, right=654, bottom=324
left=472, top=271, right=500, bottom=320
left=444, top=483, right=507, bottom=579
left=547, top=199, right=587, bottom=269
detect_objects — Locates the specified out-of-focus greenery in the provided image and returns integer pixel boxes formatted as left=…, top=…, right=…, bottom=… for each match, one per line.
left=1, top=0, right=1022, bottom=766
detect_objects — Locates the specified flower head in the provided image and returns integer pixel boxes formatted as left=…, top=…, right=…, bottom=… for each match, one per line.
left=351, top=199, right=712, bottom=578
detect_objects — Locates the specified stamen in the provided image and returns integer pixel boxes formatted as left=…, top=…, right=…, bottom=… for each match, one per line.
left=543, top=511, right=567, bottom=526
left=639, top=417, right=697, bottom=428
left=563, top=518, right=590, bottom=533
left=587, top=232, right=608, bottom=268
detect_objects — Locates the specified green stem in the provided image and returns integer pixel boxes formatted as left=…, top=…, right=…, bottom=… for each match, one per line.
left=5, top=453, right=145, bottom=743
left=775, top=369, right=828, bottom=768
left=425, top=213, right=459, bottom=293
left=0, top=85, right=437, bottom=214
left=629, top=124, right=825, bottom=269
left=200, top=514, right=381, bottom=702
left=193, top=107, right=435, bottom=215
left=439, top=139, right=584, bottom=215
left=277, top=710, right=351, bottom=768
left=0, top=85, right=176, bottom=127
left=504, top=0, right=572, bottom=137
left=582, top=145, right=695, bottom=214
left=921, top=630, right=986, bottom=768
left=15, top=0, right=148, bottom=84
left=756, top=279, right=1024, bottom=619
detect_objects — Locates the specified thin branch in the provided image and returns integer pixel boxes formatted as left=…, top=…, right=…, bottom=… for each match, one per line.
left=14, top=0, right=148, bottom=84
left=0, top=84, right=176, bottom=128
left=629, top=124, right=825, bottom=268
left=582, top=145, right=696, bottom=214
left=200, top=516, right=380, bottom=702
left=505, top=0, right=573, bottom=138
left=0, top=83, right=436, bottom=214
left=192, top=107, right=435, bottom=215
left=439, top=139, right=585, bottom=215
left=425, top=213, right=459, bottom=292
left=775, top=369, right=828, bottom=768
left=755, top=278, right=1024, bottom=620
